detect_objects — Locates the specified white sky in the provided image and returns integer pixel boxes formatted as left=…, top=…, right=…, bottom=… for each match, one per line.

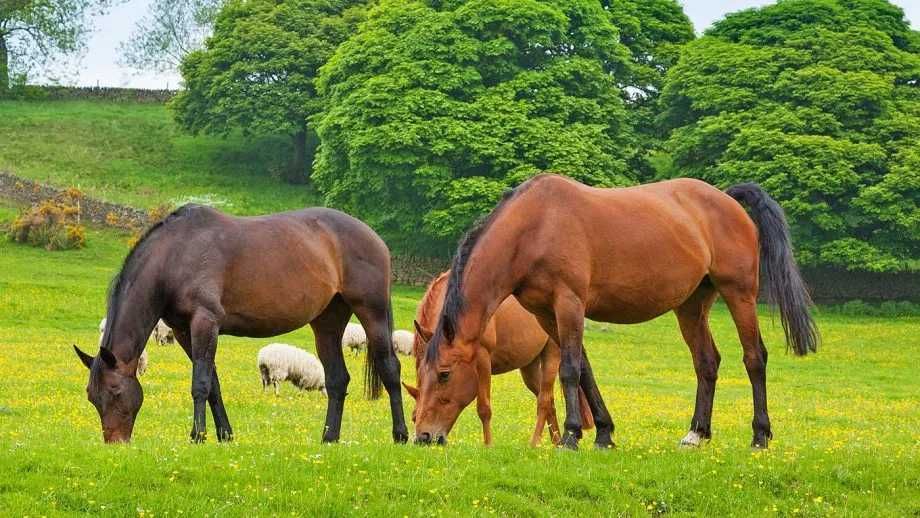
left=38, top=0, right=920, bottom=88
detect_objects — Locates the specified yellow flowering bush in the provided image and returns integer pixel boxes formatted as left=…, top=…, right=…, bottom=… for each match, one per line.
left=6, top=189, right=86, bottom=250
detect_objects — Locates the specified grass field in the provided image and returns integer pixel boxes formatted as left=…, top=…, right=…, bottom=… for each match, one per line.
left=0, top=100, right=320, bottom=215
left=0, top=201, right=918, bottom=516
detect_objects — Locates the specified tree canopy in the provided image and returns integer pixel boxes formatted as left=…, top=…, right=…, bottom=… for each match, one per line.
left=314, top=0, right=654, bottom=254
left=660, top=0, right=920, bottom=272
left=0, top=0, right=114, bottom=91
left=170, top=0, right=368, bottom=184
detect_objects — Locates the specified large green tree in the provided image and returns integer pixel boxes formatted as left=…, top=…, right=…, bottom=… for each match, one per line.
left=314, top=0, right=641, bottom=254
left=0, top=0, right=114, bottom=92
left=605, top=0, right=695, bottom=176
left=170, top=0, right=368, bottom=184
left=660, top=0, right=920, bottom=271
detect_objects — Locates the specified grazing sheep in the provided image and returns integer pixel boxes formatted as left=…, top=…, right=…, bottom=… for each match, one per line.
left=257, top=343, right=326, bottom=396
left=392, top=329, right=414, bottom=356
left=98, top=318, right=148, bottom=376
left=152, top=319, right=175, bottom=345
left=342, top=322, right=367, bottom=356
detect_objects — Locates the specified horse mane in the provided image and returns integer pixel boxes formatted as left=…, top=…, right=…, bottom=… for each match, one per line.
left=413, top=272, right=449, bottom=361
left=426, top=177, right=542, bottom=363
left=99, top=204, right=202, bottom=352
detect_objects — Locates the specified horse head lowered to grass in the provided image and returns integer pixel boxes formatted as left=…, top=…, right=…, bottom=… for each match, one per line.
left=403, top=271, right=593, bottom=446
left=74, top=204, right=408, bottom=444
left=413, top=174, right=817, bottom=449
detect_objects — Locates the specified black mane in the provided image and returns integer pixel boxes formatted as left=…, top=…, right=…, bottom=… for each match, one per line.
left=425, top=181, right=534, bottom=363
left=99, top=204, right=201, bottom=352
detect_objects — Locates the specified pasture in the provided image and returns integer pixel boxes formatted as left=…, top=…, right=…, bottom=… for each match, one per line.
left=0, top=202, right=917, bottom=516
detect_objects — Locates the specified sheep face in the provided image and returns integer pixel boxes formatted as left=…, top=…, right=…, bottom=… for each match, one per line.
left=74, top=346, right=144, bottom=443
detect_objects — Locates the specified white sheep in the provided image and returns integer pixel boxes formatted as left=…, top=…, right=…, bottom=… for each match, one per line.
left=392, top=329, right=414, bottom=356
left=257, top=343, right=326, bottom=396
left=152, top=320, right=175, bottom=345
left=342, top=322, right=367, bottom=356
left=97, top=317, right=148, bottom=376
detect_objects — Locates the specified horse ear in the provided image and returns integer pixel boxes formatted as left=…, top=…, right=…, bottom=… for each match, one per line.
left=402, top=381, right=419, bottom=400
left=413, top=320, right=432, bottom=342
left=74, top=345, right=94, bottom=369
left=99, top=347, right=118, bottom=368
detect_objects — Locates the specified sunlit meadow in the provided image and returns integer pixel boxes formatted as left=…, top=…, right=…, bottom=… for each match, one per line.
left=1, top=202, right=918, bottom=516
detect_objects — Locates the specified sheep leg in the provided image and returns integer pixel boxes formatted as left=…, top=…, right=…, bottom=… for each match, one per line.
left=311, top=295, right=353, bottom=443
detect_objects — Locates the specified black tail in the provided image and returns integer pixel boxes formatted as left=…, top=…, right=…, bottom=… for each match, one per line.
left=363, top=304, right=392, bottom=400
left=726, top=183, right=819, bottom=355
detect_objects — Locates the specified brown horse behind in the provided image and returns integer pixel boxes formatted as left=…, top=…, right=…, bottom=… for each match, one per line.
left=403, top=272, right=593, bottom=445
left=413, top=174, right=818, bottom=449
left=74, top=205, right=408, bottom=444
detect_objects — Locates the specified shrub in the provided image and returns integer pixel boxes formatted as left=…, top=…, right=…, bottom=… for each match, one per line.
left=7, top=190, right=86, bottom=250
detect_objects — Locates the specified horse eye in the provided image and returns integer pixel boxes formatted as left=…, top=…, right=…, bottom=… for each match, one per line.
left=437, top=371, right=450, bottom=383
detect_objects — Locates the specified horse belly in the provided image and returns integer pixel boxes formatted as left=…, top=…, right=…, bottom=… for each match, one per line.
left=219, top=273, right=337, bottom=337
left=585, top=268, right=705, bottom=324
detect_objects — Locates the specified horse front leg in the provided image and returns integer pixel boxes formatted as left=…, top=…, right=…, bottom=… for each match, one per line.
left=549, top=293, right=588, bottom=450
left=208, top=367, right=233, bottom=442
left=579, top=348, right=614, bottom=449
left=476, top=350, right=493, bottom=446
left=189, top=311, right=220, bottom=443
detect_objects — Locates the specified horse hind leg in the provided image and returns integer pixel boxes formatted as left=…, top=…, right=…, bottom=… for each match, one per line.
left=674, top=284, right=720, bottom=447
left=310, top=295, right=353, bottom=443
left=350, top=298, right=409, bottom=444
left=717, top=278, right=772, bottom=448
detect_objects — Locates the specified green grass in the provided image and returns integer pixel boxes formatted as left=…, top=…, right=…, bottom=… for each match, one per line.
left=0, top=205, right=918, bottom=516
left=0, top=100, right=320, bottom=215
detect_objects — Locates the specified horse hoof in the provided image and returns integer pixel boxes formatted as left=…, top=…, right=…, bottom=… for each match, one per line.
left=217, top=430, right=234, bottom=443
left=679, top=431, right=705, bottom=448
left=559, top=432, right=579, bottom=451
left=190, top=431, right=207, bottom=444
left=594, top=441, right=615, bottom=450
left=393, top=430, right=409, bottom=444
left=750, top=438, right=770, bottom=450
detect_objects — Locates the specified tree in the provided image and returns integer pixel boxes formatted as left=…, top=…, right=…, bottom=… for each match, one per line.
left=120, top=0, right=222, bottom=73
left=604, top=0, right=695, bottom=177
left=659, top=0, right=920, bottom=272
left=0, top=0, right=114, bottom=92
left=170, top=0, right=368, bottom=184
left=314, top=0, right=639, bottom=254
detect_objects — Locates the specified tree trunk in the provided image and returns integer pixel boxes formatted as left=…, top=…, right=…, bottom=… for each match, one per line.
left=0, top=33, right=9, bottom=94
left=285, top=125, right=309, bottom=185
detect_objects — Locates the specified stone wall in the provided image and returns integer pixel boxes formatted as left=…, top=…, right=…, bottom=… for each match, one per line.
left=8, top=86, right=176, bottom=104
left=0, top=172, right=147, bottom=230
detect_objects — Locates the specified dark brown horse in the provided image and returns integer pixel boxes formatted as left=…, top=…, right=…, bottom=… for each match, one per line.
left=73, top=204, right=408, bottom=444
left=414, top=174, right=817, bottom=449
left=403, top=272, right=593, bottom=446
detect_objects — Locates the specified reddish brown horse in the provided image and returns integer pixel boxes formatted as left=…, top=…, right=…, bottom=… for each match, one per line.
left=74, top=204, right=408, bottom=444
left=403, top=272, right=593, bottom=446
left=414, top=174, right=817, bottom=449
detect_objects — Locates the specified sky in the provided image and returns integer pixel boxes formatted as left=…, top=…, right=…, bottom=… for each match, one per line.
left=38, top=0, right=920, bottom=89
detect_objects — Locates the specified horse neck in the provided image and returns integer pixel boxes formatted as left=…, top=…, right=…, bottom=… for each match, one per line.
left=453, top=225, right=524, bottom=346
left=106, top=275, right=162, bottom=363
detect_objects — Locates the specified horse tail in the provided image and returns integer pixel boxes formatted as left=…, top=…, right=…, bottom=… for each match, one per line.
left=725, top=183, right=819, bottom=355
left=577, top=387, right=595, bottom=430
left=363, top=303, right=391, bottom=400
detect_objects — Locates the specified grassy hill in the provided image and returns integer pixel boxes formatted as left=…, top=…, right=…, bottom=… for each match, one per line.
left=0, top=100, right=320, bottom=215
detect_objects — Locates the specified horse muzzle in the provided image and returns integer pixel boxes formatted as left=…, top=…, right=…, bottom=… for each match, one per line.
left=414, top=432, right=447, bottom=446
